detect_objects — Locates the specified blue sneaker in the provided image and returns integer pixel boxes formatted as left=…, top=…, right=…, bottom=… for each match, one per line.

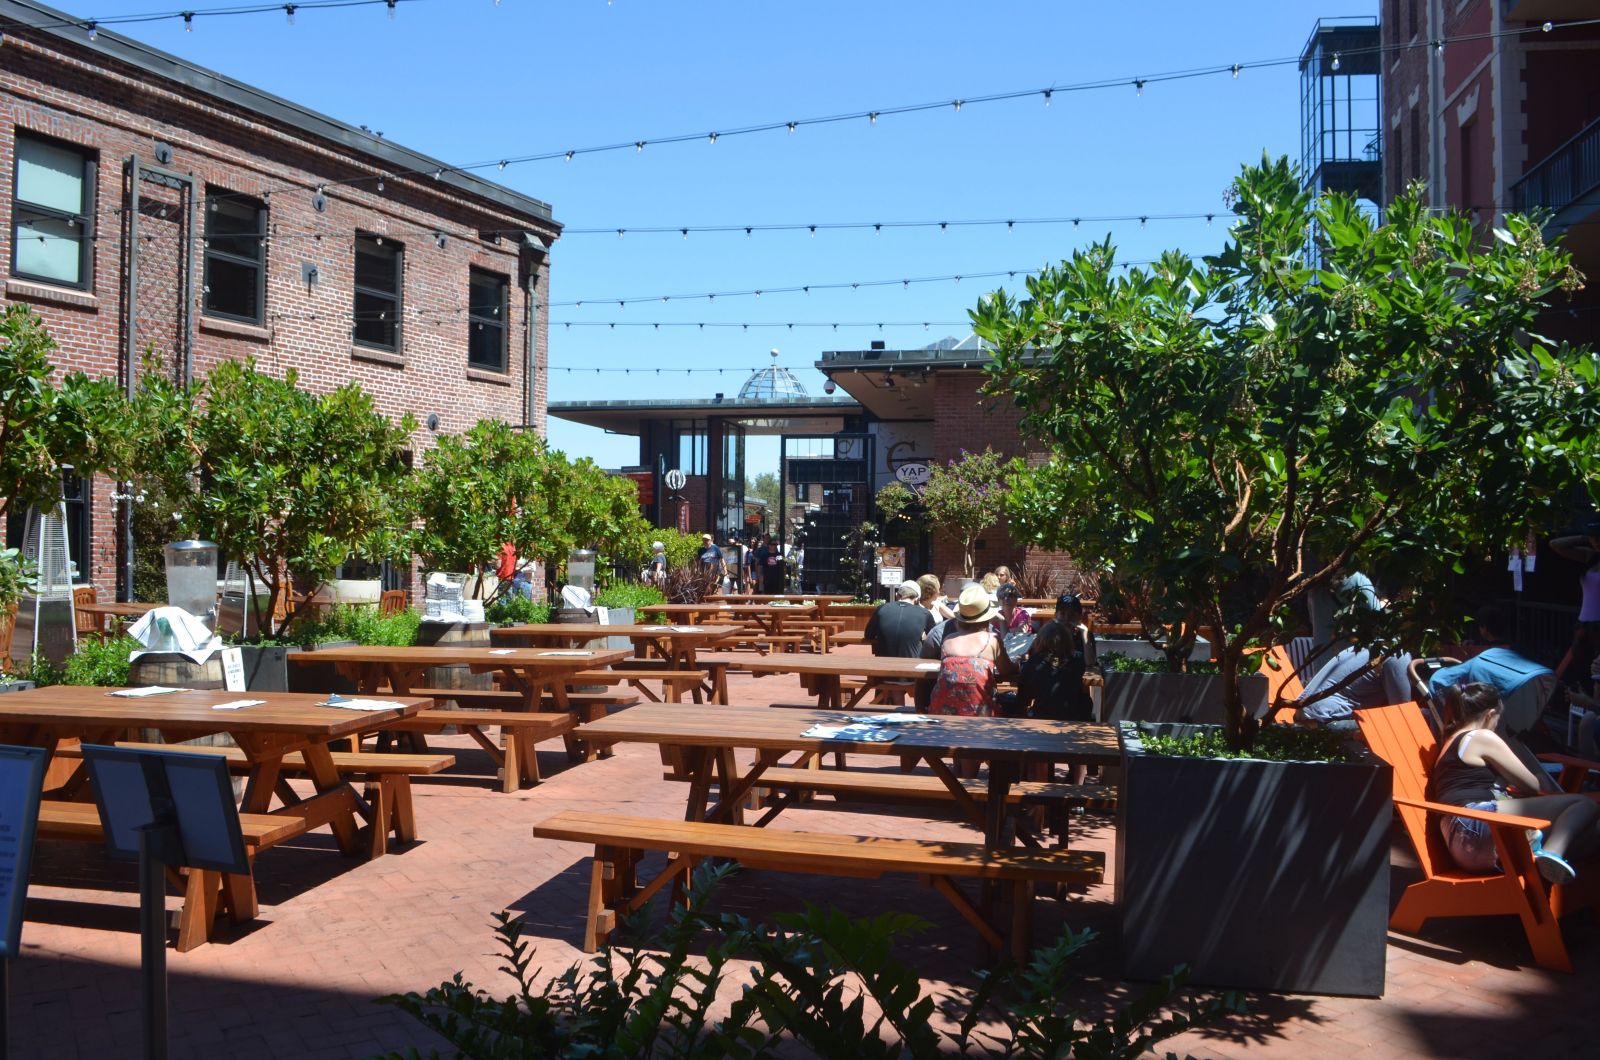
left=1528, top=830, right=1544, bottom=858
left=1536, top=850, right=1577, bottom=886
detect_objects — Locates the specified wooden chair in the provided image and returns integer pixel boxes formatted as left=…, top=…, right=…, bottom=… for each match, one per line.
left=1258, top=643, right=1306, bottom=725
left=72, top=585, right=101, bottom=637
left=1353, top=701, right=1600, bottom=972
left=378, top=589, right=407, bottom=617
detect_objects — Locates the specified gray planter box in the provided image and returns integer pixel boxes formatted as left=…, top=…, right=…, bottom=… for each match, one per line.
left=600, top=606, right=635, bottom=651
left=1097, top=636, right=1211, bottom=664
left=1101, top=670, right=1268, bottom=725
left=1116, top=721, right=1392, bottom=996
left=239, top=645, right=290, bottom=692
left=0, top=679, right=36, bottom=694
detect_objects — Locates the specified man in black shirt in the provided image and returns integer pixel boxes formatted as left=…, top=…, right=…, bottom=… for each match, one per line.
left=865, top=581, right=936, bottom=658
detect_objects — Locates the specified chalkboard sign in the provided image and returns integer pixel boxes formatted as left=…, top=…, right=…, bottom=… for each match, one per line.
left=0, top=745, right=46, bottom=959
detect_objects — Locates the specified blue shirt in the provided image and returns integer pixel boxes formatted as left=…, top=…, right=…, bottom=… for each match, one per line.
left=1429, top=647, right=1551, bottom=700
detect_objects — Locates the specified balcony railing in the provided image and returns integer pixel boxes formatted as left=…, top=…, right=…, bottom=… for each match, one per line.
left=1511, top=115, right=1600, bottom=217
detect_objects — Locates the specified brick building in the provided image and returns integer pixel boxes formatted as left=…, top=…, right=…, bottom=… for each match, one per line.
left=1380, top=0, right=1600, bottom=341
left=0, top=0, right=560, bottom=600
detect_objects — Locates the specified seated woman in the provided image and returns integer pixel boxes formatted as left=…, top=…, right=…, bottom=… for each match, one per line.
left=918, top=573, right=956, bottom=623
left=1429, top=683, right=1600, bottom=884
left=991, top=583, right=1032, bottom=636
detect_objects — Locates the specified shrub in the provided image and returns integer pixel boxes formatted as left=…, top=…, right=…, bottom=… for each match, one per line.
left=1140, top=723, right=1350, bottom=764
left=379, top=864, right=1242, bottom=1058
left=63, top=635, right=142, bottom=687
left=290, top=604, right=420, bottom=647
left=484, top=596, right=551, bottom=627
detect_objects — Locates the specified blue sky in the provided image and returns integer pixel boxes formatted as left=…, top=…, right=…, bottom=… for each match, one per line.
left=56, top=0, right=1368, bottom=470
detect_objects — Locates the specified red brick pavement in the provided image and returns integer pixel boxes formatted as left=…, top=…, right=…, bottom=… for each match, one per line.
left=9, top=658, right=1598, bottom=1058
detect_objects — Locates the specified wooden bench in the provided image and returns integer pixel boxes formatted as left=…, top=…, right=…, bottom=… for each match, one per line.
left=376, top=709, right=575, bottom=791
left=571, top=668, right=707, bottom=704
left=35, top=798, right=309, bottom=952
left=96, top=742, right=453, bottom=848
left=405, top=686, right=639, bottom=712
left=534, top=810, right=1104, bottom=955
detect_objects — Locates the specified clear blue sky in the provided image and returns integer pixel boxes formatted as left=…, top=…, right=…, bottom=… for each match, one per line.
left=63, top=0, right=1368, bottom=471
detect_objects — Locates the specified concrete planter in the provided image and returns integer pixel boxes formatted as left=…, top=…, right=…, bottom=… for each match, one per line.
left=1116, top=721, right=1392, bottom=996
left=599, top=607, right=635, bottom=651
left=1100, top=670, right=1267, bottom=725
left=0, top=679, right=36, bottom=694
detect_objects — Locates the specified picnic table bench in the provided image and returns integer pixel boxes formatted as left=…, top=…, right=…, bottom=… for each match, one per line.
left=36, top=799, right=309, bottom=952
left=373, top=709, right=576, bottom=791
left=61, top=741, right=454, bottom=849
left=534, top=809, right=1105, bottom=955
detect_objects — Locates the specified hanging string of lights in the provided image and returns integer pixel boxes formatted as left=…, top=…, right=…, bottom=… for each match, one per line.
left=0, top=0, right=429, bottom=37
left=13, top=9, right=1588, bottom=219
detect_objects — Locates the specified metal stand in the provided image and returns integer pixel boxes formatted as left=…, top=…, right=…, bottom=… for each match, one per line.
left=137, top=821, right=175, bottom=1060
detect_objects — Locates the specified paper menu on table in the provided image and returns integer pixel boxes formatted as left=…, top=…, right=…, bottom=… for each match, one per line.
left=108, top=686, right=183, bottom=697
left=801, top=724, right=900, bottom=743
left=211, top=699, right=266, bottom=711
left=487, top=648, right=517, bottom=655
left=318, top=697, right=408, bottom=712
left=540, top=650, right=594, bottom=657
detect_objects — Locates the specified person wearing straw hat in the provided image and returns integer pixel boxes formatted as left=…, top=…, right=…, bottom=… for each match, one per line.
left=922, top=584, right=1018, bottom=719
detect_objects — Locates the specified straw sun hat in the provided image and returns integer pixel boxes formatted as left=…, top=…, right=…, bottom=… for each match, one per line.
left=956, top=584, right=999, bottom=624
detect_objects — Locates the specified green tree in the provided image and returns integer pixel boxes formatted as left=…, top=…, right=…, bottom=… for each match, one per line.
left=409, top=421, right=653, bottom=598
left=746, top=471, right=782, bottom=528
left=975, top=156, right=1600, bottom=749
left=130, top=358, right=415, bottom=638
left=0, top=304, right=132, bottom=520
left=915, top=448, right=1008, bottom=578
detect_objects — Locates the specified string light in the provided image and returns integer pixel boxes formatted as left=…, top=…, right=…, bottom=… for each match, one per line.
left=85, top=20, right=97, bottom=39
left=1134, top=79, right=1145, bottom=96
left=1041, top=89, right=1052, bottom=106
left=183, top=11, right=194, bottom=31
left=284, top=4, right=295, bottom=26
left=1331, top=52, right=1341, bottom=71
left=1230, top=64, right=1241, bottom=78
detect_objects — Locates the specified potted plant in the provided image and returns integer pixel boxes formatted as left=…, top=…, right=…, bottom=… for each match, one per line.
left=976, top=157, right=1600, bottom=994
left=0, top=547, right=38, bottom=691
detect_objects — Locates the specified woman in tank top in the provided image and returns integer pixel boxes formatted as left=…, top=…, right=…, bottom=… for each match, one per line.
left=1429, top=684, right=1599, bottom=883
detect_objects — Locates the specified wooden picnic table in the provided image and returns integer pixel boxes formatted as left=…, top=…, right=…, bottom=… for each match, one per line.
left=0, top=684, right=425, bottom=856
left=713, top=593, right=854, bottom=619
left=575, top=703, right=1119, bottom=848
left=701, top=652, right=942, bottom=708
left=291, top=644, right=632, bottom=714
left=489, top=623, right=743, bottom=669
left=75, top=600, right=161, bottom=633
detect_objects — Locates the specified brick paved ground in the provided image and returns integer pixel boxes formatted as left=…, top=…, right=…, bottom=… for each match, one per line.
left=10, top=656, right=1598, bottom=1058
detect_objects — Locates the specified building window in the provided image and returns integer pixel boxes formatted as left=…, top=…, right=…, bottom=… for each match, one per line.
left=203, top=188, right=266, bottom=323
left=1408, top=108, right=1421, bottom=187
left=353, top=233, right=402, bottom=351
left=468, top=267, right=509, bottom=372
left=11, top=132, right=95, bottom=289
left=4, top=472, right=90, bottom=583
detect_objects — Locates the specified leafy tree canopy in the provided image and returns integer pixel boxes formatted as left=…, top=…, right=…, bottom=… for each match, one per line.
left=974, top=155, right=1599, bottom=747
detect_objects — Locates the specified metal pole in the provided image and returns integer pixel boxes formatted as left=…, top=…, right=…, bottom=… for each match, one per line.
left=121, top=157, right=142, bottom=604
left=137, top=825, right=169, bottom=1060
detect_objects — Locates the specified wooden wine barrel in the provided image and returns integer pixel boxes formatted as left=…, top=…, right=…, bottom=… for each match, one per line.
left=415, top=620, right=494, bottom=711
left=127, top=652, right=238, bottom=770
left=553, top=607, right=606, bottom=691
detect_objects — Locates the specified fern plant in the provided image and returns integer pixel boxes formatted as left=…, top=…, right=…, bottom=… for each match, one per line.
left=377, top=865, right=1242, bottom=1058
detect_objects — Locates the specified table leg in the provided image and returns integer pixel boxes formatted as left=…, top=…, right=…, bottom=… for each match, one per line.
left=299, top=742, right=368, bottom=856
left=818, top=675, right=842, bottom=710
left=681, top=747, right=712, bottom=823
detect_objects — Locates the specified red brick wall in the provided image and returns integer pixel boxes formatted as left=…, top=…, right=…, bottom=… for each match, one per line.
left=0, top=29, right=558, bottom=600
left=926, top=370, right=1077, bottom=588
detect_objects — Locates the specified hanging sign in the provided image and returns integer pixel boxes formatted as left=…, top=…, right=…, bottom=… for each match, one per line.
left=0, top=745, right=46, bottom=958
left=893, top=462, right=930, bottom=486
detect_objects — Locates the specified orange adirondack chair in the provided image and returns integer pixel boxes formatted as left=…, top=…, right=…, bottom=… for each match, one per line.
left=1354, top=701, right=1599, bottom=972
left=1259, top=644, right=1305, bottom=725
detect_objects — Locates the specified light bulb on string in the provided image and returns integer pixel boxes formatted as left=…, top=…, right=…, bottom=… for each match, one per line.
left=183, top=11, right=194, bottom=31
left=86, top=20, right=97, bottom=39
left=708, top=132, right=718, bottom=144
left=635, top=142, right=645, bottom=153
left=377, top=175, right=385, bottom=192
left=869, top=112, right=878, bottom=125
left=387, top=0, right=396, bottom=19
left=564, top=151, right=574, bottom=162
left=498, top=160, right=507, bottom=170
left=1543, top=21, right=1553, bottom=31
left=1134, top=79, right=1144, bottom=96
left=1331, top=52, right=1341, bottom=71
left=1042, top=89, right=1052, bottom=106
left=284, top=5, right=295, bottom=27
left=952, top=99, right=963, bottom=111
left=787, top=122, right=797, bottom=133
